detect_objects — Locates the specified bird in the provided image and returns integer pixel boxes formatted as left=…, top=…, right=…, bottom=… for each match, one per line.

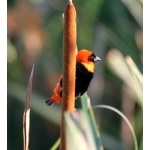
left=45, top=49, right=101, bottom=106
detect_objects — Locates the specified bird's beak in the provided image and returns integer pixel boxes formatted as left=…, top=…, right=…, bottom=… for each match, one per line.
left=94, top=56, right=101, bottom=62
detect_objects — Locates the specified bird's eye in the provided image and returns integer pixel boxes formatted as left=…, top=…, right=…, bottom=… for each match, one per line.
left=88, top=54, right=96, bottom=62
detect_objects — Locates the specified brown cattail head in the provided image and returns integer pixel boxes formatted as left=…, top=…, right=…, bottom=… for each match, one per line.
left=62, top=2, right=76, bottom=112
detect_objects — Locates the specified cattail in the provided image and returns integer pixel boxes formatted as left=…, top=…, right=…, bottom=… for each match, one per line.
left=60, top=1, right=77, bottom=149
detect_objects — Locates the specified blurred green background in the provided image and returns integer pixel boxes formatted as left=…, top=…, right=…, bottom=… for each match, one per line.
left=7, top=0, right=143, bottom=150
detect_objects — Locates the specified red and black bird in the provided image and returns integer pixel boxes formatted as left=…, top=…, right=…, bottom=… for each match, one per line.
left=45, top=49, right=101, bottom=106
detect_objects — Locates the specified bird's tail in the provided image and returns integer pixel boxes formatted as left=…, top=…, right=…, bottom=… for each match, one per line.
left=45, top=94, right=62, bottom=107
left=45, top=99, right=54, bottom=107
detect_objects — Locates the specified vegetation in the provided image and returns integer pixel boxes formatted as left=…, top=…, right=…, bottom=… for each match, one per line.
left=8, top=0, right=142, bottom=150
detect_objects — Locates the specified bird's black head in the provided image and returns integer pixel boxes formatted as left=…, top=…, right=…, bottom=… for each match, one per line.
left=88, top=53, right=101, bottom=62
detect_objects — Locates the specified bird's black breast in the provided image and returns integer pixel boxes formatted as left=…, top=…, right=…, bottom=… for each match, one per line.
left=75, top=62, right=93, bottom=97
left=59, top=62, right=94, bottom=98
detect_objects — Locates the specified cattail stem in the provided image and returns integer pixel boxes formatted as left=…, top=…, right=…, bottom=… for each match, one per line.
left=60, top=2, right=76, bottom=150
left=68, top=0, right=72, bottom=4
